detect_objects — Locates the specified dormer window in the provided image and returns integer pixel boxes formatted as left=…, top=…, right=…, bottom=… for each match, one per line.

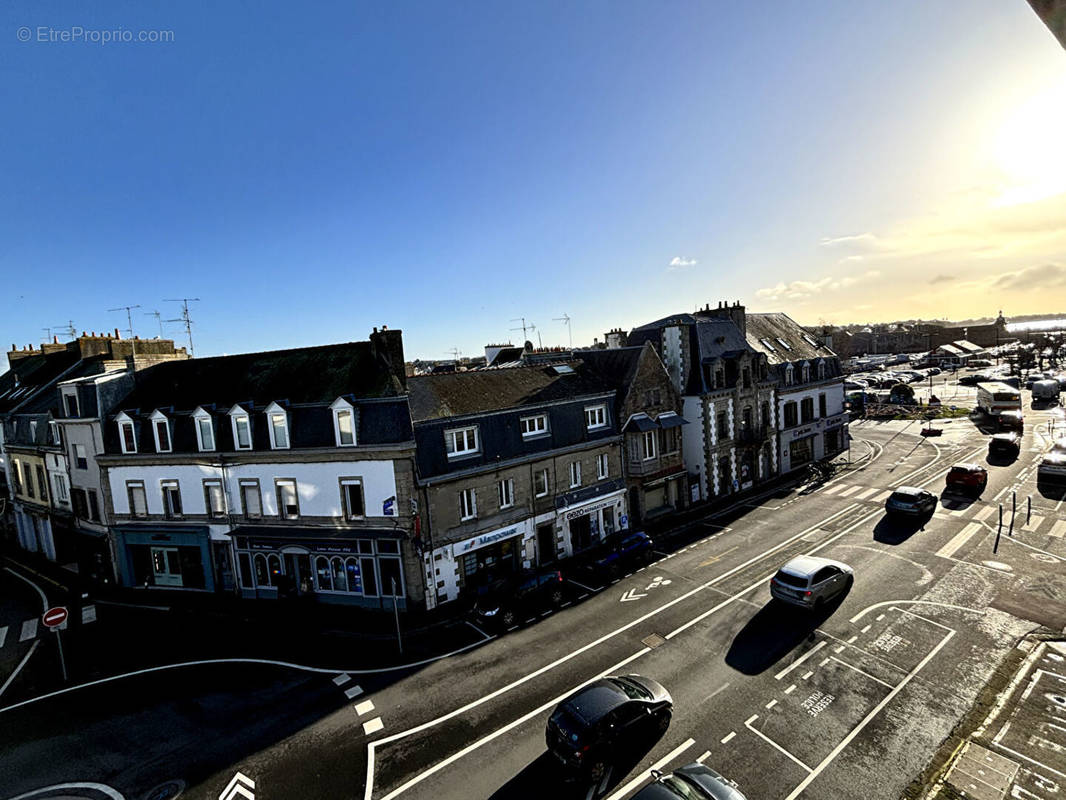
left=801, top=362, right=811, bottom=383
left=193, top=407, right=215, bottom=452
left=330, top=398, right=357, bottom=447
left=229, top=406, right=253, bottom=450
left=62, top=391, right=80, bottom=418
left=784, top=364, right=794, bottom=387
left=265, top=402, right=290, bottom=450
left=816, top=360, right=826, bottom=380
left=117, top=412, right=137, bottom=454
left=150, top=410, right=172, bottom=454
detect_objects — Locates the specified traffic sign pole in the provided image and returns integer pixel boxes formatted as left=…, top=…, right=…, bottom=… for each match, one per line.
left=54, top=627, right=68, bottom=683
left=42, top=606, right=70, bottom=683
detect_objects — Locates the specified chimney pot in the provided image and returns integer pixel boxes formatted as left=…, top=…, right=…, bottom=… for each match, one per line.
left=53, top=335, right=58, bottom=343
left=115, top=328, right=120, bottom=338
left=82, top=331, right=86, bottom=337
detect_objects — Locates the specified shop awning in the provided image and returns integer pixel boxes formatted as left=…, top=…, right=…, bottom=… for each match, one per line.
left=657, top=414, right=688, bottom=429
left=623, top=415, right=660, bottom=433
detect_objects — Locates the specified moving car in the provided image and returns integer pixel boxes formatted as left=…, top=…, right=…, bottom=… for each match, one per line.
left=473, top=567, right=565, bottom=628
left=945, top=463, right=988, bottom=494
left=988, top=432, right=1021, bottom=458
left=1032, top=379, right=1060, bottom=403
left=1038, top=452, right=1066, bottom=485
left=769, top=555, right=853, bottom=610
left=546, top=675, right=673, bottom=779
left=633, top=764, right=749, bottom=800
left=997, top=410, right=1024, bottom=432
left=589, top=531, right=655, bottom=576
left=885, top=486, right=938, bottom=517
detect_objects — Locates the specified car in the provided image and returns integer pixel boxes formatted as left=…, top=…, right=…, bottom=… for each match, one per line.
left=959, top=374, right=982, bottom=386
left=473, top=567, right=565, bottom=628
left=633, top=764, right=749, bottom=800
left=546, top=674, right=673, bottom=779
left=945, top=463, right=987, bottom=494
left=885, top=486, right=938, bottom=517
left=988, top=432, right=1021, bottom=458
left=997, top=410, right=1024, bottom=432
left=769, top=555, right=853, bottom=610
left=1038, top=452, right=1066, bottom=484
left=927, top=367, right=942, bottom=376
left=589, top=531, right=655, bottom=576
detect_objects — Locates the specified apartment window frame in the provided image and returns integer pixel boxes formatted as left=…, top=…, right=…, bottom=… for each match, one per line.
left=569, top=460, right=581, bottom=488
left=150, top=410, right=172, bottom=454
left=48, top=420, right=62, bottom=446
left=127, top=481, right=148, bottom=518
left=203, top=479, right=226, bottom=519
left=229, top=406, right=253, bottom=451
left=534, top=468, right=549, bottom=498
left=73, top=443, right=88, bottom=470
left=520, top=414, right=549, bottom=438
left=784, top=364, right=794, bottom=387
left=642, top=429, right=657, bottom=460
left=459, top=487, right=477, bottom=521
left=52, top=473, right=69, bottom=505
left=498, top=477, right=514, bottom=509
left=35, top=466, right=48, bottom=503
left=265, top=402, right=290, bottom=450
left=87, top=489, right=100, bottom=522
left=445, top=425, right=479, bottom=458
left=784, top=401, right=798, bottom=428
left=585, top=404, right=608, bottom=431
left=161, top=479, right=183, bottom=519
left=340, top=478, right=365, bottom=520
left=597, top=453, right=609, bottom=480
left=801, top=362, right=811, bottom=383
left=661, top=425, right=680, bottom=455
left=818, top=393, right=827, bottom=418
left=29, top=420, right=37, bottom=442
left=240, top=479, right=262, bottom=519
left=801, top=397, right=815, bottom=424
left=193, top=407, right=216, bottom=452
left=275, top=478, right=300, bottom=519
left=62, top=390, right=80, bottom=418
left=331, top=398, right=357, bottom=447
left=117, top=413, right=137, bottom=454
left=716, top=410, right=729, bottom=440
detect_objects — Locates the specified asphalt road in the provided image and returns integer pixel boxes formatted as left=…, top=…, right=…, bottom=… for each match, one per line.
left=2, top=390, right=1065, bottom=800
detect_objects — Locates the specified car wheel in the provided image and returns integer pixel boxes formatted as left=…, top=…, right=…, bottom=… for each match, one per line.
left=655, top=707, right=672, bottom=733
left=608, top=562, right=620, bottom=579
left=501, top=609, right=517, bottom=627
left=587, top=759, right=608, bottom=782
left=814, top=596, right=825, bottom=612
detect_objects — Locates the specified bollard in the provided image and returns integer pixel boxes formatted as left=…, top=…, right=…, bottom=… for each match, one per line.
left=993, top=527, right=1001, bottom=554
left=1027, top=495, right=1032, bottom=525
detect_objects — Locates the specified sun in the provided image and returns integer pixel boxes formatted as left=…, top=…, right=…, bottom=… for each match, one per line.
left=992, top=80, right=1066, bottom=206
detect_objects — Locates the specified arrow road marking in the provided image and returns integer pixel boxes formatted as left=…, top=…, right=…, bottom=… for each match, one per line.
left=620, top=588, right=648, bottom=602
left=219, top=771, right=255, bottom=800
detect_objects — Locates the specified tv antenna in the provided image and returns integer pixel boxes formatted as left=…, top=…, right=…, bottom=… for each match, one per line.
left=165, top=297, right=200, bottom=355
left=510, top=317, right=536, bottom=343
left=41, top=327, right=53, bottom=342
left=52, top=321, right=77, bottom=340
left=447, top=347, right=462, bottom=362
left=145, top=310, right=165, bottom=338
left=553, top=313, right=572, bottom=348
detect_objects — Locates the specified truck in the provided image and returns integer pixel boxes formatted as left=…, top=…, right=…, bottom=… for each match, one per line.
left=975, top=382, right=1022, bottom=417
left=1032, top=379, right=1061, bottom=403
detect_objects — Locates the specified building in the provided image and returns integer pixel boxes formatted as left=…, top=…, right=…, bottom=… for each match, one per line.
left=629, top=302, right=779, bottom=503
left=409, top=361, right=627, bottom=608
left=95, top=329, right=422, bottom=610
left=746, top=313, right=848, bottom=474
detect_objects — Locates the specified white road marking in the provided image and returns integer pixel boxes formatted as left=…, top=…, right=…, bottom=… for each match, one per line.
left=935, top=522, right=983, bottom=559
left=355, top=699, right=375, bottom=716
left=602, top=738, right=695, bottom=800
left=872, top=490, right=892, bottom=503
left=345, top=684, right=365, bottom=700
left=829, top=656, right=896, bottom=689
left=846, top=635, right=857, bottom=644
left=720, top=731, right=736, bottom=744
left=19, top=619, right=37, bottom=642
left=696, top=750, right=711, bottom=764
left=0, top=640, right=40, bottom=700
left=833, top=645, right=845, bottom=653
left=568, top=580, right=600, bottom=593
left=860, top=624, right=871, bottom=634
left=875, top=614, right=885, bottom=621
left=363, top=716, right=384, bottom=735
left=744, top=714, right=812, bottom=772
left=765, top=699, right=778, bottom=709
left=1049, top=520, right=1066, bottom=538
left=332, top=673, right=351, bottom=686
left=850, top=599, right=978, bottom=625
left=819, top=658, right=829, bottom=667
left=822, top=484, right=844, bottom=495
left=785, top=684, right=796, bottom=695
left=774, top=641, right=826, bottom=681
left=855, top=487, right=879, bottom=500
left=0, top=626, right=7, bottom=648
left=801, top=671, right=813, bottom=680
left=838, top=486, right=863, bottom=498
left=1021, top=514, right=1045, bottom=532
left=3, top=567, right=49, bottom=613
left=465, top=621, right=491, bottom=640
left=5, top=782, right=125, bottom=800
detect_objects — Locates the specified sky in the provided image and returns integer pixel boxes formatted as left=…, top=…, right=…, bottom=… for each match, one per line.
left=2, top=1, right=1065, bottom=361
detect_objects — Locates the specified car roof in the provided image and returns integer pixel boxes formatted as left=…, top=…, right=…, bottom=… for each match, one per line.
left=893, top=486, right=926, bottom=496
left=991, top=433, right=1018, bottom=440
left=950, top=463, right=984, bottom=471
left=779, top=555, right=839, bottom=578
left=560, top=680, right=627, bottom=725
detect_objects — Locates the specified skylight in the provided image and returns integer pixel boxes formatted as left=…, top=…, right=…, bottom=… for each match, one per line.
left=775, top=338, right=792, bottom=351
left=759, top=338, right=776, bottom=352
left=802, top=333, right=820, bottom=347
left=551, top=365, right=575, bottom=375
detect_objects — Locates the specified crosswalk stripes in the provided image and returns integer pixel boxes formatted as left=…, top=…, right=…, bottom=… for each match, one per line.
left=344, top=684, right=365, bottom=700
left=822, top=484, right=844, bottom=495
left=872, top=490, right=891, bottom=503
left=936, top=522, right=983, bottom=560
left=1050, top=520, right=1066, bottom=539
left=332, top=673, right=351, bottom=686
left=855, top=487, right=879, bottom=500
left=1022, top=514, right=1045, bottom=532
left=974, top=506, right=997, bottom=522
left=838, top=486, right=863, bottom=498
left=19, top=618, right=36, bottom=642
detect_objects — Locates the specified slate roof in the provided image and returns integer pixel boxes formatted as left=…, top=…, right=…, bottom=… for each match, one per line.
left=0, top=350, right=82, bottom=414
left=746, top=313, right=836, bottom=364
left=576, top=347, right=643, bottom=389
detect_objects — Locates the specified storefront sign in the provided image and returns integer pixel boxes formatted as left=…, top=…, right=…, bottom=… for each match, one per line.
left=249, top=539, right=363, bottom=554
left=453, top=523, right=527, bottom=556
left=562, top=492, right=623, bottom=522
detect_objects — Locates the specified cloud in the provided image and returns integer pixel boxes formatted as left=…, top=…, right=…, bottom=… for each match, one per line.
left=991, top=262, right=1066, bottom=291
left=819, top=233, right=879, bottom=248
left=757, top=270, right=882, bottom=303
left=929, top=274, right=957, bottom=284
left=668, top=256, right=698, bottom=270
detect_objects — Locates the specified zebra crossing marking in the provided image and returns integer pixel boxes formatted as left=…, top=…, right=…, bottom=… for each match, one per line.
left=1049, top=520, right=1066, bottom=539
left=855, top=487, right=879, bottom=500
left=936, top=522, right=983, bottom=560
left=823, top=484, right=844, bottom=495
left=974, top=506, right=996, bottom=522
left=19, top=618, right=36, bottom=642
left=838, top=486, right=863, bottom=498
left=1022, top=515, right=1045, bottom=533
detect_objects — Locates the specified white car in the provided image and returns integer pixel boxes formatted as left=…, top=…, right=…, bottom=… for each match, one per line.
left=770, top=556, right=854, bottom=610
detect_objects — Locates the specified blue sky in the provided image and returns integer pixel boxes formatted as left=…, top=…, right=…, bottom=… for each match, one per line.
left=3, top=1, right=1065, bottom=360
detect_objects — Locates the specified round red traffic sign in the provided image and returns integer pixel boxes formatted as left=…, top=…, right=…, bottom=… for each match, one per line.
left=42, top=606, right=68, bottom=628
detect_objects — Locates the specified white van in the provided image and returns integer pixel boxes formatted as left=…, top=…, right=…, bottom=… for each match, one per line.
left=976, top=382, right=1022, bottom=416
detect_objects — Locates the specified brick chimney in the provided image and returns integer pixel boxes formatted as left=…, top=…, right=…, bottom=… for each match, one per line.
left=369, top=326, right=407, bottom=391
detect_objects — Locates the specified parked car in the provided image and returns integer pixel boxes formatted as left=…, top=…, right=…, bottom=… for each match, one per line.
left=885, top=486, right=938, bottom=517
left=588, top=531, right=655, bottom=576
left=769, top=555, right=853, bottom=610
left=997, top=410, right=1024, bottom=432
left=945, top=463, right=988, bottom=494
left=988, top=433, right=1021, bottom=458
left=473, top=567, right=565, bottom=628
left=633, top=764, right=749, bottom=800
left=1038, top=452, right=1066, bottom=485
left=546, top=675, right=673, bottom=779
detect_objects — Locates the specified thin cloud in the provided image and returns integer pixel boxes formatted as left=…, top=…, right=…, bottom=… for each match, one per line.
left=929, top=274, right=956, bottom=284
left=668, top=256, right=698, bottom=270
left=819, top=233, right=878, bottom=248
left=992, top=262, right=1066, bottom=291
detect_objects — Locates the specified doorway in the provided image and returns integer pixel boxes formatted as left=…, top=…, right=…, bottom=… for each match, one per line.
left=151, top=546, right=182, bottom=587
left=537, top=523, right=556, bottom=565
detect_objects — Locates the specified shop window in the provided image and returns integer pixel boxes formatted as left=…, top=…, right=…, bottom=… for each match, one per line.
left=378, top=539, right=399, bottom=554
left=240, top=481, right=262, bottom=519
left=597, top=453, right=609, bottom=479
left=127, top=481, right=147, bottom=517
left=445, top=425, right=479, bottom=458
left=315, top=556, right=332, bottom=591
left=534, top=469, right=549, bottom=497
left=254, top=553, right=269, bottom=586
left=161, top=481, right=183, bottom=518
left=498, top=478, right=514, bottom=509
left=238, top=553, right=253, bottom=587
left=341, top=479, right=365, bottom=519
left=361, top=556, right=379, bottom=596
left=345, top=558, right=361, bottom=593
left=331, top=557, right=348, bottom=592
left=276, top=479, right=299, bottom=519
left=379, top=558, right=403, bottom=596
left=204, top=480, right=226, bottom=518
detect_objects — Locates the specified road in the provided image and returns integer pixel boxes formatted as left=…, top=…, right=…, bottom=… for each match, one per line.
left=2, top=390, right=1064, bottom=800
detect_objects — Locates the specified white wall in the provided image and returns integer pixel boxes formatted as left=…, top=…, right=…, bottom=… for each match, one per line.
left=107, top=458, right=400, bottom=518
left=681, top=396, right=706, bottom=501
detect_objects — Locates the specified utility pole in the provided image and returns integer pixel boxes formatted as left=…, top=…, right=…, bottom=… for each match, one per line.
left=145, top=310, right=165, bottom=338
left=165, top=297, right=200, bottom=356
left=554, top=313, right=573, bottom=348
left=108, top=304, right=142, bottom=356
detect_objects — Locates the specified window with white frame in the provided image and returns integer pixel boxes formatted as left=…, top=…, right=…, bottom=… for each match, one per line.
left=816, top=360, right=826, bottom=380
left=459, top=487, right=477, bottom=520
left=150, top=411, right=172, bottom=453
left=498, top=478, right=514, bottom=509
left=597, top=453, right=609, bottom=479
left=230, top=408, right=252, bottom=450
left=445, top=425, right=479, bottom=458
left=127, top=481, right=147, bottom=518
left=801, top=362, right=810, bottom=383
left=331, top=398, right=357, bottom=447
left=520, top=414, right=548, bottom=438
left=276, top=479, right=299, bottom=519
left=117, top=413, right=137, bottom=453
left=534, top=468, right=549, bottom=497
left=52, top=473, right=69, bottom=505
left=161, top=480, right=183, bottom=518
left=266, top=403, right=290, bottom=449
left=585, top=404, right=607, bottom=430
left=73, top=443, right=88, bottom=470
left=48, top=421, right=62, bottom=446
left=569, top=460, right=581, bottom=488
left=63, top=391, right=79, bottom=418
left=203, top=480, right=226, bottom=518
left=240, top=480, right=262, bottom=518
left=29, top=420, right=37, bottom=441
left=784, top=364, right=794, bottom=386
left=193, top=408, right=215, bottom=452
left=642, top=429, right=657, bottom=460
left=341, top=479, right=365, bottom=519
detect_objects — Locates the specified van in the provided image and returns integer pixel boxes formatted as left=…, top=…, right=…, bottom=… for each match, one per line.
left=1032, top=379, right=1060, bottom=403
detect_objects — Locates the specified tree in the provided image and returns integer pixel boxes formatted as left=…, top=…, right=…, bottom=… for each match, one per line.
left=889, top=383, right=915, bottom=404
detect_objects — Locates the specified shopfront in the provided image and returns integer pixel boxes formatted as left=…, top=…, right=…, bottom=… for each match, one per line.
left=426, top=520, right=534, bottom=605
left=558, top=487, right=627, bottom=557
left=112, top=525, right=213, bottom=592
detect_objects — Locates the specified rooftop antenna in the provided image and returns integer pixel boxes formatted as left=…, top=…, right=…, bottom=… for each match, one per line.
left=165, top=297, right=200, bottom=355
left=447, top=347, right=462, bottom=362
left=41, top=327, right=53, bottom=342
left=510, top=317, right=536, bottom=341
left=553, top=313, right=572, bottom=348
left=109, top=304, right=142, bottom=355
left=145, top=310, right=165, bottom=338
left=52, top=321, right=77, bottom=340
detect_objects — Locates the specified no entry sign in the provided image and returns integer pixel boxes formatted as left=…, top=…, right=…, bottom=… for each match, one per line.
left=42, top=606, right=68, bottom=628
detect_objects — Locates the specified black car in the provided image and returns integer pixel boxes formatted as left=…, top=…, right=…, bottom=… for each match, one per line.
left=634, top=764, right=749, bottom=800
left=473, top=568, right=565, bottom=628
left=989, top=432, right=1021, bottom=458
left=589, top=531, right=655, bottom=576
left=546, top=674, right=672, bottom=779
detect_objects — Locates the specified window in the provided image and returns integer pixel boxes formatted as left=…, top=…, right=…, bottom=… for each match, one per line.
left=341, top=479, right=365, bottom=519
left=204, top=480, right=226, bottom=518
left=775, top=338, right=792, bottom=351
left=63, top=391, right=79, bottom=418
left=240, top=480, right=262, bottom=519
left=20, top=463, right=33, bottom=498
left=597, top=453, right=609, bottom=479
left=642, top=429, right=657, bottom=460
left=49, top=421, right=62, bottom=446
left=29, top=420, right=37, bottom=441
left=52, top=473, right=69, bottom=504
left=717, top=410, right=729, bottom=440
left=73, top=443, right=88, bottom=470
left=715, top=369, right=725, bottom=389
left=87, top=489, right=100, bottom=522
left=816, top=360, right=826, bottom=380
left=801, top=362, right=811, bottom=383
left=569, top=461, right=581, bottom=488
left=193, top=408, right=215, bottom=452
left=819, top=393, right=827, bottom=418
left=742, top=367, right=752, bottom=389
left=445, top=425, right=479, bottom=458
left=784, top=402, right=798, bottom=428
left=161, top=480, right=183, bottom=518
left=72, top=488, right=88, bottom=518
left=127, top=481, right=148, bottom=518
left=153, top=417, right=171, bottom=453
left=36, top=466, right=48, bottom=503
left=520, top=414, right=548, bottom=438
left=661, top=426, right=680, bottom=455
left=276, top=479, right=299, bottom=519
left=266, top=403, right=289, bottom=449
left=118, top=414, right=137, bottom=453
left=459, top=488, right=477, bottom=520
left=534, top=469, right=549, bottom=497
left=761, top=402, right=771, bottom=429
left=801, top=397, right=815, bottom=423
left=498, top=478, right=514, bottom=509
left=231, top=412, right=252, bottom=450
left=784, top=364, right=794, bottom=387
left=331, top=398, right=357, bottom=446
left=742, top=406, right=753, bottom=433
left=10, top=461, right=22, bottom=494
left=585, top=404, right=608, bottom=430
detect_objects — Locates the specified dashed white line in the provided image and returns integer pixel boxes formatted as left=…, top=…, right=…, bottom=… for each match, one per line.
left=819, top=658, right=829, bottom=667
left=833, top=645, right=845, bottom=653
left=720, top=731, right=736, bottom=744
left=0, top=626, right=7, bottom=648
left=333, top=673, right=351, bottom=686
left=774, top=641, right=826, bottom=680
left=363, top=716, right=384, bottom=735
left=801, top=671, right=813, bottom=680
left=344, top=684, right=365, bottom=700
left=765, top=699, right=778, bottom=709
left=355, top=699, right=375, bottom=716
left=847, top=635, right=858, bottom=644
left=860, top=624, right=871, bottom=634
left=696, top=750, right=712, bottom=764
left=785, top=684, right=796, bottom=694
left=875, top=614, right=885, bottom=621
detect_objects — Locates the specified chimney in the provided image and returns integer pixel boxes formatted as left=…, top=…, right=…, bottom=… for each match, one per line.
left=369, top=326, right=407, bottom=391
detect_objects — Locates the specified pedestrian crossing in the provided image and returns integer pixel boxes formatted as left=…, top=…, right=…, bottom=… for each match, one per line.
left=0, top=617, right=47, bottom=653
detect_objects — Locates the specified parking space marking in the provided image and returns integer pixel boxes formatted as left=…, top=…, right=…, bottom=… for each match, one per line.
left=602, top=738, right=695, bottom=800
left=721, top=731, right=736, bottom=744
left=696, top=750, right=711, bottom=764
left=829, top=656, right=896, bottom=689
left=833, top=645, right=845, bottom=653
left=765, top=699, right=778, bottom=709
left=860, top=625, right=871, bottom=634
left=774, top=641, right=826, bottom=681
left=19, top=619, right=36, bottom=642
left=875, top=614, right=885, bottom=621
left=569, top=580, right=600, bottom=594
left=785, top=684, right=796, bottom=694
left=936, top=522, right=983, bottom=559
left=801, top=671, right=813, bottom=680
left=745, top=713, right=813, bottom=772
left=847, top=636, right=858, bottom=644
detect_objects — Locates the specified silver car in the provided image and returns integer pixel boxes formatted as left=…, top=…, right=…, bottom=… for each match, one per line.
left=770, top=555, right=853, bottom=610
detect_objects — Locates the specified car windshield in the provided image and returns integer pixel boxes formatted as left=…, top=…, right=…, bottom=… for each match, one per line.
left=548, top=709, right=586, bottom=745
left=659, top=776, right=706, bottom=800
left=774, top=571, right=808, bottom=588
left=889, top=491, right=917, bottom=504
left=608, top=676, right=652, bottom=699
